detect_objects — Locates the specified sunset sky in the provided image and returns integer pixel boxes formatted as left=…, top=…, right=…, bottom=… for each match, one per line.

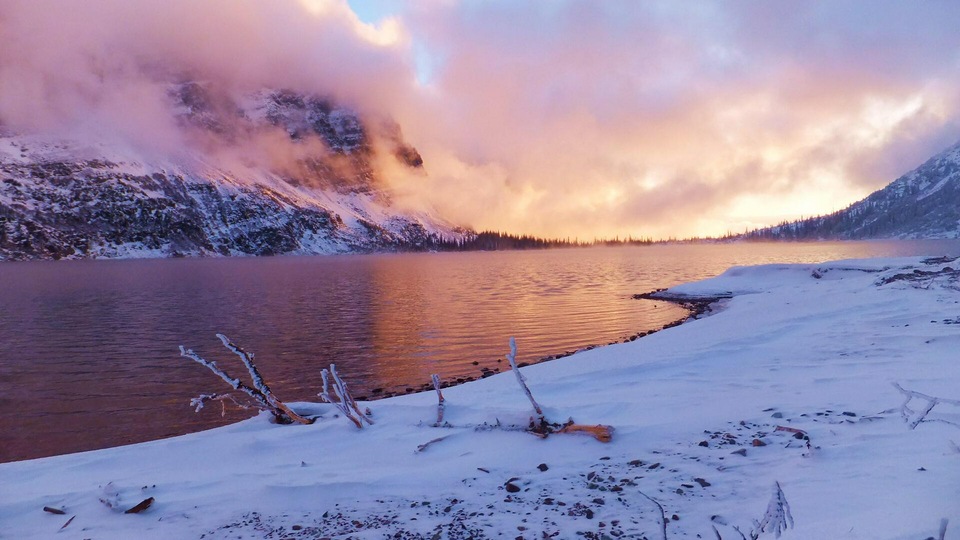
left=2, top=0, right=960, bottom=239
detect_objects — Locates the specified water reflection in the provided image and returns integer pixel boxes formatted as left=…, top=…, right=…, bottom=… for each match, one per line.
left=2, top=240, right=959, bottom=462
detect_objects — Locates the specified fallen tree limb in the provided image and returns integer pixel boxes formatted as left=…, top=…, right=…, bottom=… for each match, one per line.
left=894, top=382, right=960, bottom=429
left=216, top=335, right=312, bottom=425
left=180, top=335, right=311, bottom=425
left=558, top=423, right=614, bottom=443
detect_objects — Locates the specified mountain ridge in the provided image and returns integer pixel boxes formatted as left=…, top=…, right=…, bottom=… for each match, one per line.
left=0, top=86, right=457, bottom=261
left=743, top=140, right=960, bottom=240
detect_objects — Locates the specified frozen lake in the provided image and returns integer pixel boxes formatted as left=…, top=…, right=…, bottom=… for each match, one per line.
left=2, top=240, right=959, bottom=462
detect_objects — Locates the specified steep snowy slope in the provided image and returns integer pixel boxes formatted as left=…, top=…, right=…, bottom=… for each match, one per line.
left=745, top=140, right=960, bottom=240
left=0, top=86, right=451, bottom=260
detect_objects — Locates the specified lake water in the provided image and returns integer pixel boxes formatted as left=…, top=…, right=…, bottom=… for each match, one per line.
left=2, top=240, right=959, bottom=462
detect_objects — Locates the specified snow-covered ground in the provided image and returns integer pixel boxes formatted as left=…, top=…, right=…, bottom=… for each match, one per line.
left=2, top=256, right=959, bottom=539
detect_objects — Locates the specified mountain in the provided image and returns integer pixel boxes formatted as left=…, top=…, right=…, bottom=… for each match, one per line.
left=0, top=84, right=455, bottom=260
left=743, top=140, right=960, bottom=240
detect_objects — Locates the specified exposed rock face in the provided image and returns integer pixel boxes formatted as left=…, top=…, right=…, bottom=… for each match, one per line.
left=0, top=86, right=450, bottom=261
left=745, top=141, right=960, bottom=240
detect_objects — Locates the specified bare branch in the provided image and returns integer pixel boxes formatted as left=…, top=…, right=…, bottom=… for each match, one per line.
left=216, top=334, right=312, bottom=425
left=757, top=481, right=793, bottom=538
left=180, top=337, right=312, bottom=425
left=506, top=337, right=544, bottom=420
left=894, top=382, right=960, bottom=430
left=415, top=435, right=453, bottom=453
left=431, top=374, right=445, bottom=427
left=318, top=364, right=371, bottom=429
left=320, top=368, right=361, bottom=428
left=190, top=393, right=251, bottom=416
left=180, top=345, right=274, bottom=414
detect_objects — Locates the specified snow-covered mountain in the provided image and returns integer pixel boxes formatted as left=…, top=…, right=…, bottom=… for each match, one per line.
left=0, top=85, right=454, bottom=260
left=744, top=140, right=960, bottom=240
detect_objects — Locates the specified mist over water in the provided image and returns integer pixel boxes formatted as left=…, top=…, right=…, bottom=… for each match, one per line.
left=2, top=240, right=959, bottom=462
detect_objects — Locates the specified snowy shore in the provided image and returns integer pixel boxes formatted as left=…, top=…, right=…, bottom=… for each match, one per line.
left=2, top=256, right=959, bottom=539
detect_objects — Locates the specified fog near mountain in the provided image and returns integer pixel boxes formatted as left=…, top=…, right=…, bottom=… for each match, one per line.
left=744, top=140, right=960, bottom=240
left=3, top=1, right=960, bottom=239
left=0, top=0, right=412, bottom=164
left=0, top=1, right=460, bottom=260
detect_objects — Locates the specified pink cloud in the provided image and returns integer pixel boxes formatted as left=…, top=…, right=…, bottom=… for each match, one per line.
left=2, top=0, right=960, bottom=238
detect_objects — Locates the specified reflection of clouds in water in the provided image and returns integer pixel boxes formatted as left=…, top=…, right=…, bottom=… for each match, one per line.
left=3, top=240, right=958, bottom=461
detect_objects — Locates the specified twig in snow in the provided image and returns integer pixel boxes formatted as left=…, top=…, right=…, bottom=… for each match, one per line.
left=894, top=382, right=960, bottom=429
left=939, top=518, right=949, bottom=540
left=59, top=515, right=75, bottom=531
left=415, top=435, right=453, bottom=453
left=732, top=524, right=756, bottom=540
left=711, top=524, right=755, bottom=540
left=180, top=335, right=311, bottom=424
left=757, top=481, right=793, bottom=538
left=709, top=516, right=758, bottom=540
left=506, top=337, right=544, bottom=421
left=190, top=393, right=252, bottom=416
left=319, top=364, right=372, bottom=429
left=638, top=491, right=668, bottom=540
left=431, top=374, right=446, bottom=427
left=124, top=497, right=155, bottom=514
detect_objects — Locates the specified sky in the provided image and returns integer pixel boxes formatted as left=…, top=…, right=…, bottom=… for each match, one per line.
left=2, top=0, right=960, bottom=239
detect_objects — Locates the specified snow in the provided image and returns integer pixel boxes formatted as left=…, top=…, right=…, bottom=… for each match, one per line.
left=2, top=256, right=959, bottom=539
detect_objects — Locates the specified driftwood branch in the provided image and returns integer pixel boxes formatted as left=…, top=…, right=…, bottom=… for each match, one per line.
left=431, top=374, right=445, bottom=427
left=216, top=334, right=312, bottom=425
left=319, top=364, right=372, bottom=429
left=558, top=423, right=614, bottom=442
left=420, top=339, right=612, bottom=444
left=506, top=337, right=544, bottom=420
left=415, top=435, right=453, bottom=453
left=180, top=346, right=271, bottom=411
left=180, top=336, right=311, bottom=425
left=894, top=382, right=960, bottom=429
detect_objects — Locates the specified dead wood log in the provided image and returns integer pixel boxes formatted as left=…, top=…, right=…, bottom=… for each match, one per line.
left=557, top=423, right=615, bottom=443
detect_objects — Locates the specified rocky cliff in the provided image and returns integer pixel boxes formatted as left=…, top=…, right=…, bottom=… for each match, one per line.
left=0, top=86, right=451, bottom=260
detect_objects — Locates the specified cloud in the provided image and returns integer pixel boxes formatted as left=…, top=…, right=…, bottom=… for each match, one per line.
left=0, top=0, right=415, bottom=156
left=388, top=1, right=960, bottom=238
left=2, top=0, right=960, bottom=238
